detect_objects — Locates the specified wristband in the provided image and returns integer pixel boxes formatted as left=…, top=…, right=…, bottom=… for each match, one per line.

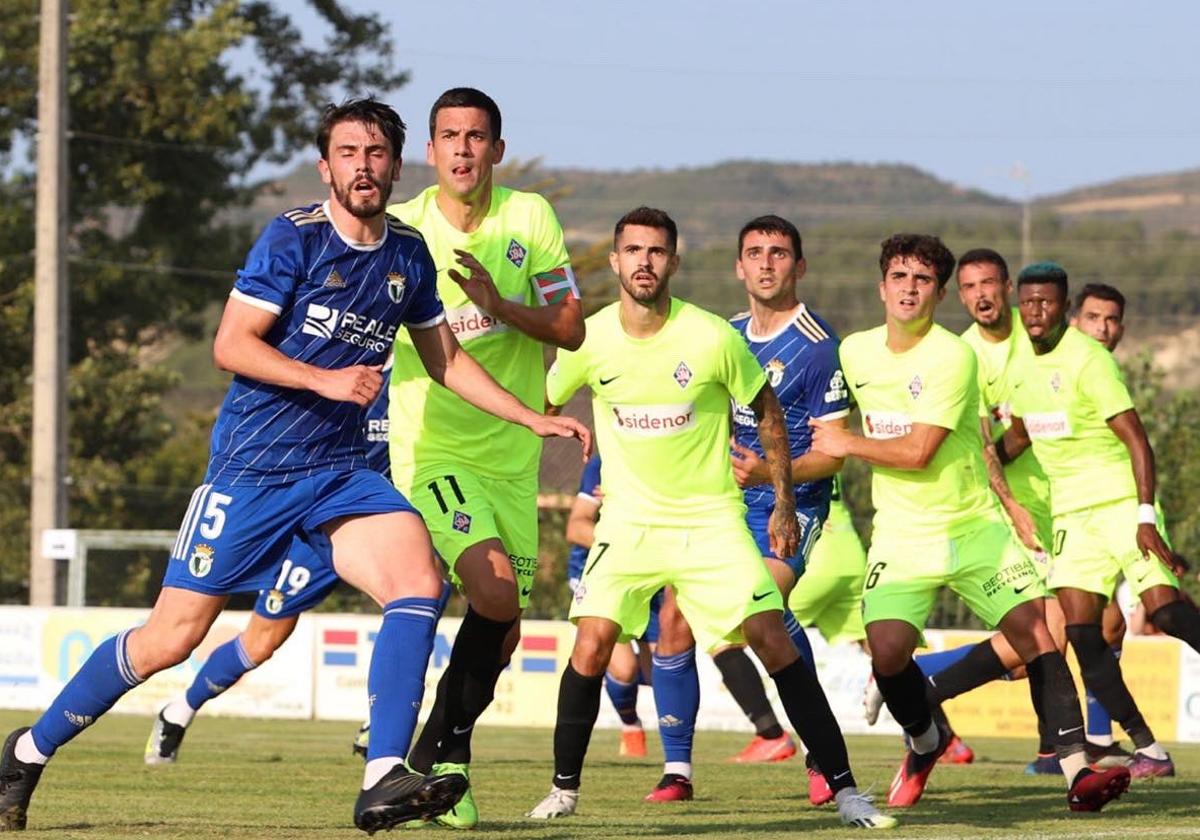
left=1137, top=503, right=1158, bottom=525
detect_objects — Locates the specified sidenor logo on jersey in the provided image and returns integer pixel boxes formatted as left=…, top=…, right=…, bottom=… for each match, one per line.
left=611, top=403, right=696, bottom=437
left=301, top=303, right=397, bottom=353
left=1024, top=411, right=1072, bottom=439
left=863, top=411, right=912, bottom=440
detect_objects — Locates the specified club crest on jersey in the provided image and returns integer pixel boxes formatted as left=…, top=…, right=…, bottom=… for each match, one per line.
left=764, top=358, right=785, bottom=388
left=324, top=269, right=346, bottom=289
left=673, top=361, right=693, bottom=388
left=908, top=375, right=923, bottom=400
left=452, top=510, right=472, bottom=534
left=1050, top=371, right=1062, bottom=393
left=386, top=271, right=407, bottom=304
left=506, top=238, right=527, bottom=267
left=263, top=589, right=285, bottom=615
left=189, top=543, right=215, bottom=578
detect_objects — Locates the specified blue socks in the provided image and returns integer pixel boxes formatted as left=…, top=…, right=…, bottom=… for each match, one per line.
left=604, top=673, right=641, bottom=726
left=651, top=648, right=700, bottom=764
left=366, top=597, right=440, bottom=761
left=914, top=643, right=975, bottom=678
left=782, top=610, right=815, bottom=672
left=185, top=636, right=257, bottom=711
left=31, top=629, right=143, bottom=757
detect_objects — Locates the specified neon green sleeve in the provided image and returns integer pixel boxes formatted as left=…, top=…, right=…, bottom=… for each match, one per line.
left=546, top=345, right=589, bottom=407
left=912, top=344, right=974, bottom=430
left=1080, top=350, right=1135, bottom=421
left=719, top=322, right=769, bottom=406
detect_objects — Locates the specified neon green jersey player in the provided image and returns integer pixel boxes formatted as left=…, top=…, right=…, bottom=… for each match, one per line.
left=1002, top=261, right=1200, bottom=780
left=526, top=206, right=893, bottom=830
left=386, top=88, right=585, bottom=828
left=811, top=234, right=1127, bottom=813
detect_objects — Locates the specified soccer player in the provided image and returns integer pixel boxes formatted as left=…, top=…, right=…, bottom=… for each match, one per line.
left=143, top=364, right=418, bottom=764
left=0, top=98, right=588, bottom=834
left=385, top=87, right=585, bottom=828
left=1071, top=283, right=1126, bottom=352
left=1000, top=261, right=1200, bottom=778
left=526, top=207, right=894, bottom=829
left=810, top=234, right=1129, bottom=812
left=644, top=214, right=853, bottom=805
left=565, top=453, right=656, bottom=758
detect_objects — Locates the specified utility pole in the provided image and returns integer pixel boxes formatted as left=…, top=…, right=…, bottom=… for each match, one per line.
left=1011, top=162, right=1032, bottom=268
left=30, top=0, right=69, bottom=606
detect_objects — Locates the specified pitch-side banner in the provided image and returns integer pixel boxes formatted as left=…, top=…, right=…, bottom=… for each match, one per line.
left=0, top=607, right=313, bottom=719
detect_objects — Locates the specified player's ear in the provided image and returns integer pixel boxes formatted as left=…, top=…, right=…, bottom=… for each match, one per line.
left=426, top=140, right=435, bottom=167
left=878, top=279, right=887, bottom=303
left=317, top=156, right=332, bottom=187
left=936, top=283, right=947, bottom=302
left=668, top=253, right=680, bottom=274
left=794, top=257, right=807, bottom=281
left=390, top=156, right=403, bottom=182
left=609, top=250, right=620, bottom=275
left=492, top=138, right=506, bottom=165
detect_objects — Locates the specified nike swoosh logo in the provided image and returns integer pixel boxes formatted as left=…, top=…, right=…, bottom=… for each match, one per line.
left=452, top=725, right=474, bottom=735
left=521, top=586, right=533, bottom=597
left=752, top=591, right=772, bottom=601
left=987, top=376, right=1000, bottom=386
left=1014, top=583, right=1034, bottom=594
left=599, top=375, right=620, bottom=385
left=854, top=380, right=870, bottom=388
left=832, top=770, right=851, bottom=780
left=554, top=773, right=577, bottom=782
left=1058, top=725, right=1082, bottom=736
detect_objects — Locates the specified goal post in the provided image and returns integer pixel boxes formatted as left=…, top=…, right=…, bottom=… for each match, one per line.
left=40, top=528, right=177, bottom=607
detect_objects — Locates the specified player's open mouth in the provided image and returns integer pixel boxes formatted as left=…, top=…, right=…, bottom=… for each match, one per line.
left=353, top=180, right=377, bottom=194
left=976, top=300, right=994, bottom=313
left=452, top=165, right=472, bottom=176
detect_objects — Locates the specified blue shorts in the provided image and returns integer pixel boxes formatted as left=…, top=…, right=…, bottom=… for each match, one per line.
left=642, top=588, right=664, bottom=644
left=252, top=533, right=341, bottom=619
left=164, top=470, right=418, bottom=597
left=746, top=500, right=828, bottom=576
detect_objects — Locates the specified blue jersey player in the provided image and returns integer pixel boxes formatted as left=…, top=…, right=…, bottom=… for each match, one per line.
left=647, top=216, right=854, bottom=810
left=0, top=98, right=589, bottom=835
left=141, top=358, right=429, bottom=767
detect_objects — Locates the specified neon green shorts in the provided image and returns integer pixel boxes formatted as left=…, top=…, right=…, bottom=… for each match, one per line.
left=789, top=521, right=867, bottom=644
left=401, top=464, right=538, bottom=609
left=1049, top=497, right=1178, bottom=599
left=570, top=516, right=783, bottom=652
left=862, top=516, right=1044, bottom=631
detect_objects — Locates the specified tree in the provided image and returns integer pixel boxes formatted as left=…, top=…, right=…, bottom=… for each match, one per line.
left=0, top=0, right=408, bottom=603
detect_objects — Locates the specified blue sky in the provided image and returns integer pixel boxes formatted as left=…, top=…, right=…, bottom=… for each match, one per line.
left=288, top=1, right=1199, bottom=200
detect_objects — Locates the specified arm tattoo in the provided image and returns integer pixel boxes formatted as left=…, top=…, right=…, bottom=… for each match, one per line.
left=750, top=384, right=794, bottom=502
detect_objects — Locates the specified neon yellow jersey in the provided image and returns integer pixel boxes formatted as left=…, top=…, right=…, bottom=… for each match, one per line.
left=546, top=298, right=767, bottom=527
left=961, top=311, right=1051, bottom=524
left=840, top=323, right=997, bottom=539
left=387, top=186, right=577, bottom=484
left=1011, top=326, right=1136, bottom=515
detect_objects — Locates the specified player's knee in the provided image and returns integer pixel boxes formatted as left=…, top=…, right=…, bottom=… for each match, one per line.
left=240, top=631, right=280, bottom=665
left=371, top=563, right=444, bottom=604
left=133, top=629, right=199, bottom=674
left=868, top=639, right=911, bottom=677
left=466, top=578, right=520, bottom=622
left=572, top=628, right=617, bottom=677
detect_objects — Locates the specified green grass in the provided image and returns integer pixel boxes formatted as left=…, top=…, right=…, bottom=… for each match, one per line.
left=3, top=710, right=1199, bottom=839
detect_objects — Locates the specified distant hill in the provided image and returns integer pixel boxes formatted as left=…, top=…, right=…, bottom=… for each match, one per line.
left=243, top=159, right=1018, bottom=249
left=1037, top=169, right=1200, bottom=235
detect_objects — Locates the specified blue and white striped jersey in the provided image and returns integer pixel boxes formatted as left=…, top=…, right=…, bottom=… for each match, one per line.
left=206, top=203, right=443, bottom=486
left=730, top=304, right=849, bottom=509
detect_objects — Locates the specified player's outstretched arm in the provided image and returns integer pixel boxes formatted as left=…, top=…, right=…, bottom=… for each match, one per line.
left=980, top=416, right=1043, bottom=551
left=810, top=416, right=949, bottom=470
left=565, top=495, right=601, bottom=548
left=212, top=297, right=382, bottom=406
left=449, top=250, right=585, bottom=349
left=730, top=421, right=845, bottom=488
left=410, top=320, right=592, bottom=455
left=749, top=383, right=799, bottom=559
left=1107, top=407, right=1173, bottom=568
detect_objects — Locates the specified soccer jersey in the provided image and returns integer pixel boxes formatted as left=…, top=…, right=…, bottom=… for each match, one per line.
left=840, top=323, right=995, bottom=538
left=547, top=298, right=767, bottom=527
left=961, top=311, right=1051, bottom=523
left=206, top=203, right=443, bottom=486
left=729, top=304, right=849, bottom=509
left=363, top=360, right=392, bottom=480
left=1011, top=326, right=1136, bottom=515
left=388, top=186, right=578, bottom=485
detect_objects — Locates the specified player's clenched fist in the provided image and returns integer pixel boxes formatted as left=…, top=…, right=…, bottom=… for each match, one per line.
left=311, top=364, right=384, bottom=406
left=768, top=500, right=800, bottom=560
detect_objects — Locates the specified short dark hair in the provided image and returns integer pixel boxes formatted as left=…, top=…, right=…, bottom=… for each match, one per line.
left=738, top=215, right=803, bottom=261
left=316, top=97, right=406, bottom=160
left=879, top=234, right=956, bottom=289
left=429, top=87, right=502, bottom=140
left=1017, top=261, right=1069, bottom=302
left=1075, top=282, right=1126, bottom=319
left=956, top=248, right=1009, bottom=282
left=614, top=206, right=678, bottom=253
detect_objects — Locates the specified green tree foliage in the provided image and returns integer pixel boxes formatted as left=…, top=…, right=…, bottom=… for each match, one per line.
left=0, top=0, right=406, bottom=603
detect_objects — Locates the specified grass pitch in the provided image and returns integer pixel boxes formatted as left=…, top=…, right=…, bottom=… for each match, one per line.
left=2, top=710, right=1198, bottom=839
